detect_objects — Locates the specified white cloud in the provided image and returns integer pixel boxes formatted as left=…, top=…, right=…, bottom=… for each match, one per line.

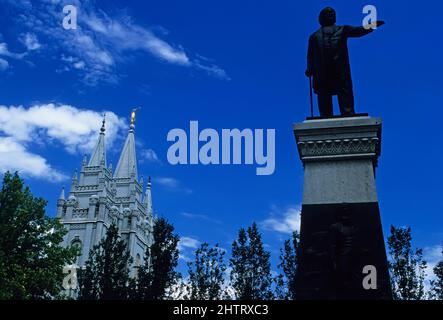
left=140, top=148, right=161, bottom=164
left=0, top=103, right=125, bottom=154
left=156, top=177, right=179, bottom=188
left=0, top=137, right=66, bottom=181
left=178, top=236, right=200, bottom=252
left=21, top=33, right=41, bottom=51
left=261, top=205, right=301, bottom=234
left=0, top=42, right=26, bottom=60
left=424, top=244, right=443, bottom=285
left=0, top=33, right=41, bottom=72
left=0, top=103, right=126, bottom=182
left=0, top=58, right=9, bottom=71
left=73, top=61, right=85, bottom=70
left=178, top=236, right=200, bottom=262
left=154, top=176, right=193, bottom=194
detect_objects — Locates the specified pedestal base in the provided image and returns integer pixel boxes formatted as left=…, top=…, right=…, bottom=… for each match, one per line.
left=293, top=116, right=391, bottom=300
left=296, top=202, right=391, bottom=299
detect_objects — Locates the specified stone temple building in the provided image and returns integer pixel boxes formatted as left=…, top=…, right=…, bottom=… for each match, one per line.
left=56, top=111, right=154, bottom=274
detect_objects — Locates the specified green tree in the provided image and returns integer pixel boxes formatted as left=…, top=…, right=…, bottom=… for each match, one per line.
left=230, top=223, right=274, bottom=300
left=0, top=172, right=78, bottom=299
left=78, top=223, right=132, bottom=300
left=136, top=217, right=179, bottom=300
left=430, top=244, right=443, bottom=300
left=275, top=231, right=300, bottom=300
left=387, top=225, right=427, bottom=300
left=187, top=243, right=227, bottom=300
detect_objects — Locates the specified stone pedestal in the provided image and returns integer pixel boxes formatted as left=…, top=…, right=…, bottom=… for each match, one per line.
left=293, top=116, right=391, bottom=299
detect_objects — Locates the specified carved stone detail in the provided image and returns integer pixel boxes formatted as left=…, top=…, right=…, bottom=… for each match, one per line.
left=298, top=137, right=379, bottom=158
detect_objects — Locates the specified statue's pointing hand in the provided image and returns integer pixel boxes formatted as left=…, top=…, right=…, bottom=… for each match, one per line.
left=365, top=20, right=385, bottom=29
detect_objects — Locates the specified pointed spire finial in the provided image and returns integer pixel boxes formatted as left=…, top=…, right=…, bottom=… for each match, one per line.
left=148, top=176, right=152, bottom=188
left=71, top=171, right=78, bottom=190
left=88, top=116, right=107, bottom=167
left=59, top=186, right=65, bottom=200
left=82, top=155, right=87, bottom=166
left=100, top=113, right=106, bottom=134
left=130, top=107, right=140, bottom=130
left=114, top=112, right=138, bottom=179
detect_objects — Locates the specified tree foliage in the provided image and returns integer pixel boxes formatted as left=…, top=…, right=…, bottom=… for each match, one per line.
left=136, top=217, right=179, bottom=300
left=230, top=223, right=274, bottom=300
left=275, top=231, right=299, bottom=300
left=387, top=225, right=427, bottom=300
left=0, top=172, right=78, bottom=299
left=78, top=223, right=132, bottom=300
left=187, top=243, right=227, bottom=300
left=430, top=244, right=443, bottom=300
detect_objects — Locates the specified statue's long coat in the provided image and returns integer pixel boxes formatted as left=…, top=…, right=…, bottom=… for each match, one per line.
left=307, top=25, right=373, bottom=94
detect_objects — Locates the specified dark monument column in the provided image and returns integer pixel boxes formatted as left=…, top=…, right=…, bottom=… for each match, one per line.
left=293, top=116, right=391, bottom=299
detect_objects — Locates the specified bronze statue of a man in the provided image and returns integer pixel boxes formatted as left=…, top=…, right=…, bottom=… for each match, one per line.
left=305, top=7, right=385, bottom=117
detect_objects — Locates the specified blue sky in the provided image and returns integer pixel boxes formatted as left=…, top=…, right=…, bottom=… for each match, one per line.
left=0, top=0, right=442, bottom=279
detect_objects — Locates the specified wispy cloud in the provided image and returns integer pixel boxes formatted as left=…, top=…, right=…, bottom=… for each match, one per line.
left=0, top=103, right=126, bottom=182
left=178, top=236, right=201, bottom=261
left=3, top=0, right=229, bottom=84
left=140, top=148, right=161, bottom=164
left=0, top=42, right=26, bottom=61
left=156, top=177, right=179, bottom=188
left=261, top=205, right=301, bottom=234
left=194, top=59, right=231, bottom=80
left=83, top=11, right=191, bottom=66
left=154, top=177, right=192, bottom=194
left=178, top=236, right=201, bottom=251
left=181, top=212, right=222, bottom=224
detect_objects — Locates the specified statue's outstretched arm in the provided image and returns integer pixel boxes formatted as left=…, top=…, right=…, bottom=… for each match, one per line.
left=345, top=21, right=384, bottom=38
left=344, top=25, right=373, bottom=38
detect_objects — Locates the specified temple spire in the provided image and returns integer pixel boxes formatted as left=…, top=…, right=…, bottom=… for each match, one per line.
left=144, top=176, right=153, bottom=215
left=59, top=186, right=65, bottom=200
left=114, top=109, right=139, bottom=179
left=88, top=114, right=107, bottom=167
left=71, top=170, right=78, bottom=191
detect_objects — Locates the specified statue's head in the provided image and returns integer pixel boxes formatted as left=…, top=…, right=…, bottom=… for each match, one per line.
left=319, top=7, right=336, bottom=27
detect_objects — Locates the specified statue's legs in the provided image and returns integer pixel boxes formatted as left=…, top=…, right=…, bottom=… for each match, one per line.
left=317, top=87, right=355, bottom=117
left=337, top=86, right=355, bottom=115
left=317, top=93, right=333, bottom=117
